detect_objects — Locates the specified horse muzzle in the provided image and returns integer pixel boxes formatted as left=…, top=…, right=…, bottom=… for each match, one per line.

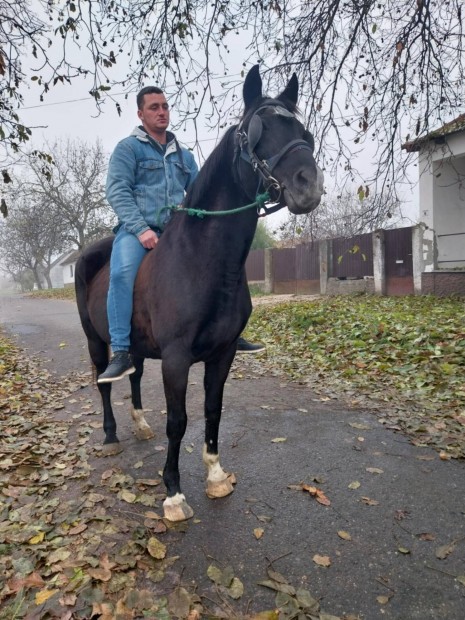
left=283, top=165, right=324, bottom=215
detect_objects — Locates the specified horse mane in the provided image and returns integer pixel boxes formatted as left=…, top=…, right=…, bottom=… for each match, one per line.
left=183, top=126, right=237, bottom=210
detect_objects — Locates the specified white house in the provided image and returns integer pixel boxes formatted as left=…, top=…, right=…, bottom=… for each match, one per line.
left=403, top=114, right=465, bottom=295
left=48, top=249, right=81, bottom=289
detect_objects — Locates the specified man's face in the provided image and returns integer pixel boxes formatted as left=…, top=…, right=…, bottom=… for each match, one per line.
left=137, top=93, right=170, bottom=136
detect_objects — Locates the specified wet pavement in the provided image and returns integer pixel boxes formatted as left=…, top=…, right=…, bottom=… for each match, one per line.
left=1, top=293, right=464, bottom=619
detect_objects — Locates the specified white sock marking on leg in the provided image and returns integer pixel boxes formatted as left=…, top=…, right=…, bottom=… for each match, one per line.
left=203, top=444, right=227, bottom=482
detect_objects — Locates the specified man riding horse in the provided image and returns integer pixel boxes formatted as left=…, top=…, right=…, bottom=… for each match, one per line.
left=98, top=86, right=265, bottom=383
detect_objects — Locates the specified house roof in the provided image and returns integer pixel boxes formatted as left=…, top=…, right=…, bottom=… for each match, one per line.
left=59, top=250, right=81, bottom=266
left=402, top=113, right=465, bottom=152
left=50, top=249, right=81, bottom=269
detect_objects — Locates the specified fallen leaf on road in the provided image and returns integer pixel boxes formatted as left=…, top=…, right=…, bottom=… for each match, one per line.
left=301, top=483, right=331, bottom=506
left=313, top=554, right=331, bottom=567
left=257, top=580, right=296, bottom=596
left=267, top=569, right=288, bottom=584
left=337, top=530, right=352, bottom=541
left=35, top=589, right=59, bottom=605
left=377, top=595, right=390, bottom=604
left=88, top=567, right=112, bottom=582
left=168, top=587, right=192, bottom=619
left=436, top=541, right=457, bottom=560
left=28, top=532, right=45, bottom=545
left=361, top=496, right=379, bottom=505
left=418, top=532, right=435, bottom=541
left=228, top=577, right=244, bottom=599
left=271, top=437, right=287, bottom=443
left=366, top=467, right=384, bottom=474
left=119, top=490, right=137, bottom=504
left=147, top=537, right=167, bottom=559
left=348, top=481, right=361, bottom=490
left=254, top=528, right=264, bottom=539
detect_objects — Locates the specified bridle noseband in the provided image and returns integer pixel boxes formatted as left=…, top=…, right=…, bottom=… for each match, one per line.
left=235, top=100, right=315, bottom=212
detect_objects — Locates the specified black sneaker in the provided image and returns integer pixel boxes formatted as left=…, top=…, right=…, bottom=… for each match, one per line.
left=97, top=351, right=136, bottom=383
left=236, top=337, right=266, bottom=354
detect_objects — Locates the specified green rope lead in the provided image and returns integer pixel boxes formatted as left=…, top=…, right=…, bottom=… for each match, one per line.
left=167, top=191, right=271, bottom=219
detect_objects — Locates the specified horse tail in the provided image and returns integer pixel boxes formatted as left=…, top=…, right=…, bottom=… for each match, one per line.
left=75, top=237, right=114, bottom=381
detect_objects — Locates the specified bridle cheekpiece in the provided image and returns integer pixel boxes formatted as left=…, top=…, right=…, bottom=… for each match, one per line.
left=235, top=99, right=314, bottom=214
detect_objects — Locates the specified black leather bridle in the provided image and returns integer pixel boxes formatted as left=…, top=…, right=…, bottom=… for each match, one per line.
left=235, top=99, right=315, bottom=211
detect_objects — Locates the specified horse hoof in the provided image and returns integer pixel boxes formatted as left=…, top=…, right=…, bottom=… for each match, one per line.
left=102, top=442, right=124, bottom=456
left=135, top=427, right=155, bottom=441
left=163, top=494, right=194, bottom=522
left=206, top=473, right=237, bottom=499
left=131, top=408, right=155, bottom=441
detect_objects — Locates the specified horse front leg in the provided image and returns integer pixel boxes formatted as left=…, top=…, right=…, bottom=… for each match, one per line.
left=203, top=348, right=237, bottom=499
left=129, top=356, right=155, bottom=440
left=161, top=354, right=193, bottom=522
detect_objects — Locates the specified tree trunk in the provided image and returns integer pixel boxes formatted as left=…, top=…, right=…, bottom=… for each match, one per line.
left=32, top=268, right=43, bottom=290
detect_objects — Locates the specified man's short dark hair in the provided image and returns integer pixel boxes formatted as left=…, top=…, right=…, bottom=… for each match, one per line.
left=137, top=86, right=164, bottom=110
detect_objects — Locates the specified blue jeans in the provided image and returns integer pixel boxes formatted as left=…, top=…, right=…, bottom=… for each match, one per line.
left=107, top=228, right=150, bottom=351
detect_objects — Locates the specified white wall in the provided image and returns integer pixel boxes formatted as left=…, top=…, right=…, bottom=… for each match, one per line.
left=418, top=132, right=465, bottom=270
left=433, top=155, right=465, bottom=268
left=63, top=262, right=76, bottom=287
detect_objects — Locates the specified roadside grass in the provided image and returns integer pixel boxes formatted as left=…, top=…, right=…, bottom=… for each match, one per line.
left=244, top=294, right=465, bottom=458
left=28, top=285, right=268, bottom=300
left=25, top=287, right=76, bottom=301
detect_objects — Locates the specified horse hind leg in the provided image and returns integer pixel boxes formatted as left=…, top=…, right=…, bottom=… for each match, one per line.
left=98, top=382, right=123, bottom=456
left=129, top=356, right=155, bottom=441
left=203, top=352, right=237, bottom=499
left=89, top=340, right=123, bottom=456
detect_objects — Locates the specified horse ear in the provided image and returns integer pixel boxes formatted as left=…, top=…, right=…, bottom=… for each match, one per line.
left=278, top=73, right=299, bottom=106
left=243, top=65, right=263, bottom=110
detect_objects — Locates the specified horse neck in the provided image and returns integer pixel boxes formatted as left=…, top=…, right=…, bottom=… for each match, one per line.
left=182, top=143, right=260, bottom=266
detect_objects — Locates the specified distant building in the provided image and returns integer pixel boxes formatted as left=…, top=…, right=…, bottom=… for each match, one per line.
left=402, top=114, right=465, bottom=271
left=402, top=114, right=465, bottom=295
left=47, top=249, right=81, bottom=289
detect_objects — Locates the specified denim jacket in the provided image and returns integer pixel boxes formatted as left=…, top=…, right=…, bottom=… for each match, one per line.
left=106, top=126, right=198, bottom=236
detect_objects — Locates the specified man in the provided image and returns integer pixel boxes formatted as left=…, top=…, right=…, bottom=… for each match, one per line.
left=98, top=86, right=264, bottom=383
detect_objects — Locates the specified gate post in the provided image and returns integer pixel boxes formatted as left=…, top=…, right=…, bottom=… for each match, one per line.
left=412, top=224, right=425, bottom=295
left=319, top=239, right=329, bottom=295
left=264, top=248, right=273, bottom=294
left=373, top=230, right=386, bottom=295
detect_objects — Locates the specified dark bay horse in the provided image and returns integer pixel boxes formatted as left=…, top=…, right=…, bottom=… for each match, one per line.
left=75, top=65, right=324, bottom=522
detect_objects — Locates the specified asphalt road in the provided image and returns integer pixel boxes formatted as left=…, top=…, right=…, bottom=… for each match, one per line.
left=1, top=293, right=464, bottom=619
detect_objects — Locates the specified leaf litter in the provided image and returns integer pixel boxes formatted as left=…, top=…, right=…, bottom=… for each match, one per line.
left=257, top=566, right=358, bottom=619
left=3, top=331, right=349, bottom=619
left=0, top=333, right=202, bottom=618
left=239, top=296, right=465, bottom=459
left=4, top=293, right=463, bottom=618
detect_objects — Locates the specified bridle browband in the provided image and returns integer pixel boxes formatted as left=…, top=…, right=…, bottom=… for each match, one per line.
left=234, top=99, right=315, bottom=214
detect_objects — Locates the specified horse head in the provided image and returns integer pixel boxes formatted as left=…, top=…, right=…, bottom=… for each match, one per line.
left=235, top=65, right=324, bottom=215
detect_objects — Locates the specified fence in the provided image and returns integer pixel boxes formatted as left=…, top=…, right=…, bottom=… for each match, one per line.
left=246, top=226, right=417, bottom=296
